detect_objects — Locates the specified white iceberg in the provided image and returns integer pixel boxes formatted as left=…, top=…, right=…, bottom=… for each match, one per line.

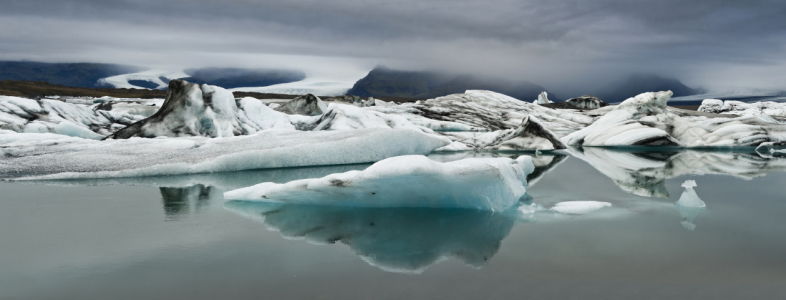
left=698, top=99, right=786, bottom=121
left=533, top=91, right=553, bottom=105
left=368, top=90, right=593, bottom=134
left=674, top=180, right=706, bottom=231
left=224, top=155, right=536, bottom=211
left=562, top=91, right=786, bottom=147
left=1, top=128, right=449, bottom=180
left=0, top=95, right=144, bottom=138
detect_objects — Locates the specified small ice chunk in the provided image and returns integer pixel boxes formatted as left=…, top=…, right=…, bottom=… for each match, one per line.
left=675, top=180, right=705, bottom=208
left=550, top=201, right=612, bottom=215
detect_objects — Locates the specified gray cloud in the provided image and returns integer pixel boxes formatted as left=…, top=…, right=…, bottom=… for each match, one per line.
left=1, top=0, right=785, bottom=94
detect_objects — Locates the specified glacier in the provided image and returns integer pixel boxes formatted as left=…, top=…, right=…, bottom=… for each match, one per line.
left=224, top=155, right=536, bottom=211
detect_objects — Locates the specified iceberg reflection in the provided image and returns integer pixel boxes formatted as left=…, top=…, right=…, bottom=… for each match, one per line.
left=224, top=201, right=517, bottom=273
left=570, top=147, right=786, bottom=198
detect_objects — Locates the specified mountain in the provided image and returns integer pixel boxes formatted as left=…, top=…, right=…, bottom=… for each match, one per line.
left=594, top=73, right=705, bottom=103
left=0, top=61, right=141, bottom=88
left=347, top=67, right=557, bottom=101
left=99, top=68, right=306, bottom=90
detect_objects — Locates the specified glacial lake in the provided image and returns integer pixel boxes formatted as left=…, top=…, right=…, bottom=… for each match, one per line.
left=2, top=149, right=786, bottom=299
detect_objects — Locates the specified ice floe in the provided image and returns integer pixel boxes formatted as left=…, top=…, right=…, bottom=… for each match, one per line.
left=368, top=90, right=593, bottom=134
left=674, top=180, right=706, bottom=231
left=224, top=155, right=535, bottom=211
left=550, top=201, right=612, bottom=215
left=0, top=95, right=144, bottom=138
left=0, top=128, right=449, bottom=180
left=698, top=99, right=786, bottom=121
left=562, top=91, right=786, bottom=147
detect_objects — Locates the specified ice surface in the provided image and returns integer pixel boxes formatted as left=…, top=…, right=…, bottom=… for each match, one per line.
left=550, top=201, right=612, bottom=215
left=274, top=94, right=328, bottom=116
left=224, top=201, right=516, bottom=273
left=483, top=115, right=566, bottom=151
left=0, top=96, right=144, bottom=137
left=367, top=90, right=593, bottom=134
left=565, top=96, right=608, bottom=110
left=224, top=155, right=535, bottom=211
left=0, top=128, right=449, bottom=180
left=562, top=91, right=786, bottom=147
left=306, top=103, right=435, bottom=133
left=110, top=80, right=243, bottom=138
left=698, top=99, right=786, bottom=121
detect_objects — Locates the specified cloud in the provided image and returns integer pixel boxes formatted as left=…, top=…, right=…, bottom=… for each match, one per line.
left=1, top=0, right=785, bottom=93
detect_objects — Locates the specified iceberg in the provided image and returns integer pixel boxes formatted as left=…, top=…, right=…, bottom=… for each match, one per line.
left=0, top=128, right=449, bottom=180
left=565, top=95, right=608, bottom=110
left=0, top=96, right=144, bottom=138
left=110, top=80, right=244, bottom=138
left=674, top=180, right=706, bottom=231
left=562, top=91, right=786, bottom=147
left=224, top=155, right=536, bottom=211
left=224, top=201, right=517, bottom=273
left=273, top=94, right=328, bottom=116
left=698, top=99, right=786, bottom=121
left=533, top=91, right=553, bottom=105
left=483, top=115, right=566, bottom=151
left=368, top=90, right=593, bottom=134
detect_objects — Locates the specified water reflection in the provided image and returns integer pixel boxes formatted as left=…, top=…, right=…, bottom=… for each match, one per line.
left=570, top=147, right=786, bottom=198
left=160, top=184, right=218, bottom=220
left=224, top=201, right=517, bottom=273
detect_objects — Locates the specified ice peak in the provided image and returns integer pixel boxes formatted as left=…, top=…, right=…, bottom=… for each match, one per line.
left=681, top=180, right=697, bottom=189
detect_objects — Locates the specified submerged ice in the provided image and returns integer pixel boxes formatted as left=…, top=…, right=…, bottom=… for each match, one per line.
left=224, top=155, right=536, bottom=211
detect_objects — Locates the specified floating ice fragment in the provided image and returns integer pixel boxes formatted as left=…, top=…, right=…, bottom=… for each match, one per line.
left=550, top=201, right=612, bottom=215
left=675, top=179, right=706, bottom=231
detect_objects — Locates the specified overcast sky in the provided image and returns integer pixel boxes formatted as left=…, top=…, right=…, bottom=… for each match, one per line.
left=1, top=0, right=785, bottom=93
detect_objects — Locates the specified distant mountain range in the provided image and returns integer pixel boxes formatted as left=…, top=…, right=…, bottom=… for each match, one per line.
left=0, top=61, right=714, bottom=102
left=0, top=61, right=141, bottom=88
left=591, top=73, right=706, bottom=103
left=347, top=67, right=560, bottom=101
left=0, top=61, right=305, bottom=90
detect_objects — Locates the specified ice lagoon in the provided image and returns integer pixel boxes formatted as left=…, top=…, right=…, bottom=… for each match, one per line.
left=3, top=82, right=786, bottom=299
left=2, top=148, right=786, bottom=299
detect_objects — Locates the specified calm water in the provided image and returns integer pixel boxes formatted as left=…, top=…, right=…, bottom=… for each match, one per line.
left=2, top=149, right=786, bottom=299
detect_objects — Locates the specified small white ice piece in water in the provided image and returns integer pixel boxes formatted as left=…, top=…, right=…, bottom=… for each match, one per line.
left=550, top=201, right=612, bottom=215
left=675, top=179, right=706, bottom=231
left=675, top=180, right=705, bottom=208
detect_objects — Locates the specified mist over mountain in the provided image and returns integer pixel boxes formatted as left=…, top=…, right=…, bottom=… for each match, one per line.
left=348, top=67, right=558, bottom=101
left=592, top=74, right=705, bottom=103
left=179, top=68, right=306, bottom=89
left=0, top=61, right=141, bottom=88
